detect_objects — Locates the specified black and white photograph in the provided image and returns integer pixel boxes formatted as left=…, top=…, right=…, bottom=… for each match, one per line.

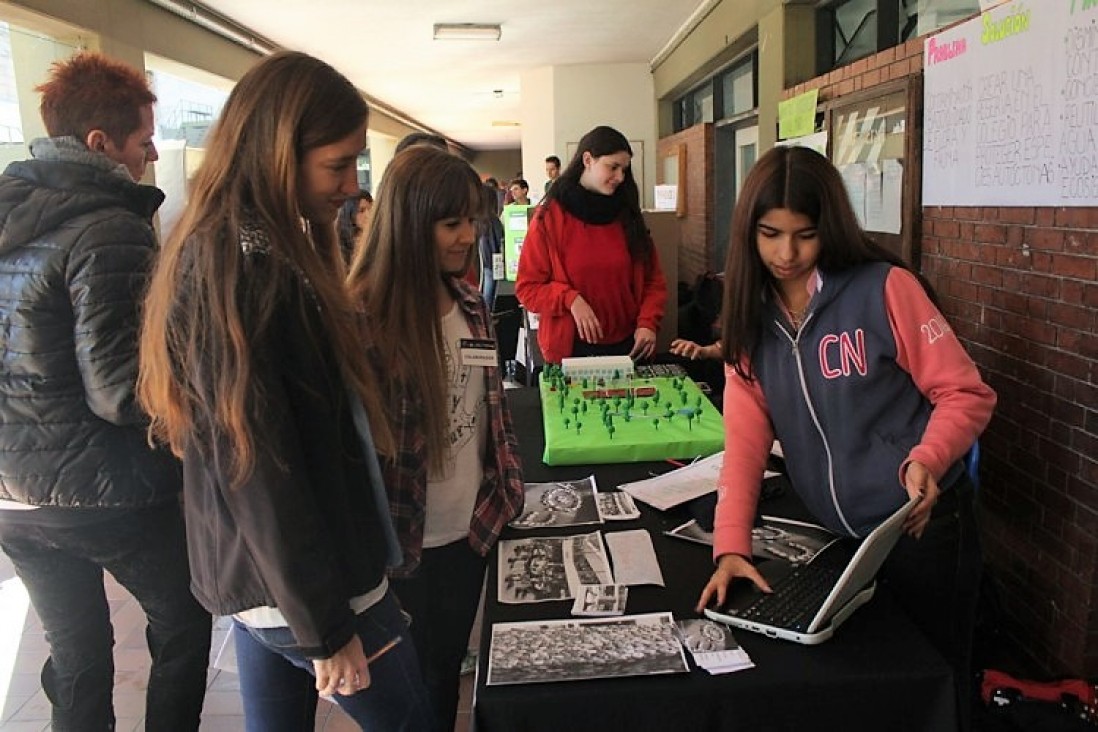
left=486, top=612, right=689, bottom=686
left=497, top=531, right=614, bottom=604
left=596, top=491, right=641, bottom=521
left=572, top=584, right=629, bottom=616
left=509, top=475, right=602, bottom=529
left=751, top=516, right=836, bottom=565
left=675, top=618, right=740, bottom=653
left=674, top=619, right=755, bottom=675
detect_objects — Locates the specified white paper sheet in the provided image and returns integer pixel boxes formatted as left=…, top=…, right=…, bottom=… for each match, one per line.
left=618, top=452, right=777, bottom=512
left=604, top=529, right=664, bottom=587
left=617, top=452, right=724, bottom=511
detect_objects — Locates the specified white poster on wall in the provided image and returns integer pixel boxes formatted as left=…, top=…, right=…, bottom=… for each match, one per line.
left=922, top=2, right=1098, bottom=207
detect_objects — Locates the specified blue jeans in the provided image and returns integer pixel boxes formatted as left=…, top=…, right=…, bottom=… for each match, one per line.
left=0, top=502, right=212, bottom=731
left=233, top=590, right=437, bottom=731
left=390, top=540, right=487, bottom=732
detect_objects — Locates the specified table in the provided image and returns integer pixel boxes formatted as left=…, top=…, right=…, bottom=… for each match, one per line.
left=472, top=387, right=957, bottom=732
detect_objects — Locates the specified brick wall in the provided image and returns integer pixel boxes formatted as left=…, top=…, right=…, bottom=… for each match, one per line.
left=923, top=206, right=1098, bottom=674
left=786, top=40, right=1098, bottom=676
left=657, top=124, right=713, bottom=288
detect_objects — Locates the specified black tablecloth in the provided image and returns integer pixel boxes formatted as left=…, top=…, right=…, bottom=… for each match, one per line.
left=473, top=387, right=956, bottom=732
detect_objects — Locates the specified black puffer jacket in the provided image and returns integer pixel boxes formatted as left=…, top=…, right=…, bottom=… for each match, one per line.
left=0, top=140, right=181, bottom=508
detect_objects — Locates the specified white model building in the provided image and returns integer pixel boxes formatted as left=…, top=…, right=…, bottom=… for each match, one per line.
left=560, top=355, right=634, bottom=382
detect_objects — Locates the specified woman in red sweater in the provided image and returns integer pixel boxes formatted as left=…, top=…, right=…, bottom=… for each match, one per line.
left=515, top=125, right=666, bottom=365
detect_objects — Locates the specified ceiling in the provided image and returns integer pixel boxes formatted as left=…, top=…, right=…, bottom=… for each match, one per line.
left=198, top=0, right=709, bottom=151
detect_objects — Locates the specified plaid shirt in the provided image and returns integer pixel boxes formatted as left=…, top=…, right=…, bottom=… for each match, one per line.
left=370, top=277, right=524, bottom=577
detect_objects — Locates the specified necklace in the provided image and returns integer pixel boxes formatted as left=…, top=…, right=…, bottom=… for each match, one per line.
left=776, top=291, right=809, bottom=330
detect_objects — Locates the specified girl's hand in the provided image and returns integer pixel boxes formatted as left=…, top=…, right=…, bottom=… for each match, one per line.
left=313, top=634, right=371, bottom=697
left=670, top=339, right=720, bottom=360
left=902, top=460, right=939, bottom=539
left=569, top=295, right=603, bottom=343
left=630, top=327, right=657, bottom=360
left=695, top=554, right=772, bottom=613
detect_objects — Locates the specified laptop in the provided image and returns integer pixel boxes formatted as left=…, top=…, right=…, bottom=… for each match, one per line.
left=703, top=497, right=917, bottom=645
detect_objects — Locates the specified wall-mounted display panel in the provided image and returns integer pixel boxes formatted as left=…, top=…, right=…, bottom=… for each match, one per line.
left=923, top=2, right=1098, bottom=206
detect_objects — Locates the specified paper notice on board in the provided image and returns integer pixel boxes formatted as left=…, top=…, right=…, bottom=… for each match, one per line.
left=881, top=160, right=903, bottom=234
left=775, top=130, right=828, bottom=157
left=839, top=163, right=868, bottom=229
left=865, top=166, right=886, bottom=233
left=862, top=161, right=902, bottom=235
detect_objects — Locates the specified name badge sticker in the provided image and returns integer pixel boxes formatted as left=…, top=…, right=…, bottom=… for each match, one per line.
left=459, top=338, right=497, bottom=367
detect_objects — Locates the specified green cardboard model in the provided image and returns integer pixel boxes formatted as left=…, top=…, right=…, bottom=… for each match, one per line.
left=502, top=204, right=533, bottom=281
left=539, top=373, right=724, bottom=466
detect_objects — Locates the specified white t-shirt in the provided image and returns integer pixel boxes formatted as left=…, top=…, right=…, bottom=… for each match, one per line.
left=423, top=303, right=487, bottom=548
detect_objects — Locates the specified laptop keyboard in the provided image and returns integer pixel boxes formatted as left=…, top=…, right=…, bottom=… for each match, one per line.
left=739, top=548, right=849, bottom=632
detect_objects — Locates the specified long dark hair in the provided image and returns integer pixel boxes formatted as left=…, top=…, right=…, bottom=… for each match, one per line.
left=538, top=125, right=652, bottom=262
left=347, top=145, right=484, bottom=475
left=139, top=51, right=392, bottom=485
left=720, top=146, right=917, bottom=379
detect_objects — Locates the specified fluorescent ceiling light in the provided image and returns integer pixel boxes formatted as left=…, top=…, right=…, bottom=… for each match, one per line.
left=433, top=23, right=501, bottom=41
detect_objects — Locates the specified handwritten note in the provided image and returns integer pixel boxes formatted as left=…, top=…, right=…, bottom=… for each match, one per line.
left=923, top=1, right=1098, bottom=206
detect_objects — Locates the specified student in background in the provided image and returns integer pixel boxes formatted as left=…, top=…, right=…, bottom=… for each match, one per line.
left=695, top=146, right=995, bottom=731
left=544, top=154, right=561, bottom=194
left=507, top=178, right=530, bottom=205
left=515, top=125, right=667, bottom=365
left=669, top=338, right=722, bottom=360
left=337, top=189, right=373, bottom=263
left=476, top=181, right=505, bottom=308
left=138, top=51, right=434, bottom=732
left=395, top=131, right=448, bottom=154
left=348, top=144, right=524, bottom=731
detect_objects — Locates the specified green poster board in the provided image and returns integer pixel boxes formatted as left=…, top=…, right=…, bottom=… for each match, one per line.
left=502, top=204, right=532, bottom=281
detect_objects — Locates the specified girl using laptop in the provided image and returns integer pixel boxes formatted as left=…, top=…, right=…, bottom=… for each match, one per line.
left=696, top=146, right=995, bottom=730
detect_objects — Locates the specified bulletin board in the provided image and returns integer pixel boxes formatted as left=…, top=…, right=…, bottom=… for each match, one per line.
left=922, top=2, right=1098, bottom=206
left=820, top=76, right=923, bottom=266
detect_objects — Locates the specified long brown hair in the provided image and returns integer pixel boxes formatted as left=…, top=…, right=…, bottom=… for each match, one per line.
left=347, top=145, right=483, bottom=475
left=138, top=51, right=392, bottom=485
left=720, top=145, right=913, bottom=379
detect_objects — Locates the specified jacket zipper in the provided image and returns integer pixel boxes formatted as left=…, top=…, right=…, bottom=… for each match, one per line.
left=778, top=314, right=857, bottom=536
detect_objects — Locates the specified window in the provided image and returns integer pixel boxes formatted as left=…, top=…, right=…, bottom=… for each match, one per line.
left=145, top=54, right=232, bottom=240
left=721, top=59, right=755, bottom=117
left=672, top=51, right=757, bottom=132
left=818, top=0, right=979, bottom=73
left=833, top=0, right=879, bottom=67
left=911, top=0, right=980, bottom=37
left=0, top=21, right=80, bottom=169
left=692, top=85, right=715, bottom=125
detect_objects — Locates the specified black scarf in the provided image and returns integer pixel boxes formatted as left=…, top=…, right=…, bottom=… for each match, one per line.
left=557, top=181, right=624, bottom=225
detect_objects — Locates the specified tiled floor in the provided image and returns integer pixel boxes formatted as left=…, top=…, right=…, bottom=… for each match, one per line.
left=0, top=551, right=474, bottom=731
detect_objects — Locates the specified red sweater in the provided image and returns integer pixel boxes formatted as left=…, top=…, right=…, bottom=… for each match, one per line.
left=515, top=201, right=667, bottom=364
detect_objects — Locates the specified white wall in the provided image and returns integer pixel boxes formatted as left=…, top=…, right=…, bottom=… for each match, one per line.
left=520, top=62, right=658, bottom=209
left=519, top=65, right=556, bottom=200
